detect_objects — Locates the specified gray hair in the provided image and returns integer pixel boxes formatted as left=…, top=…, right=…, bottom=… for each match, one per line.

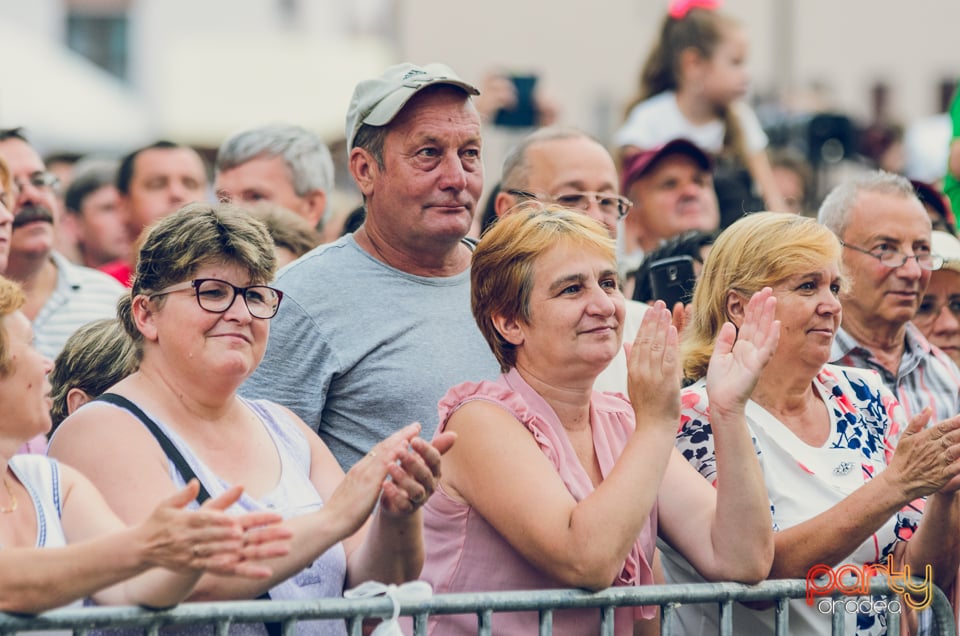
left=351, top=124, right=388, bottom=171
left=64, top=159, right=119, bottom=215
left=500, top=127, right=598, bottom=190
left=817, top=170, right=918, bottom=237
left=216, top=123, right=334, bottom=204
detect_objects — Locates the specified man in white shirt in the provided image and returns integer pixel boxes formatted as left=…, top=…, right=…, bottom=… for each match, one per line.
left=0, top=128, right=124, bottom=360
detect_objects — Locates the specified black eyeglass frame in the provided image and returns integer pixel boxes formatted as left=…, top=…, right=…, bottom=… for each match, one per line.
left=149, top=278, right=284, bottom=319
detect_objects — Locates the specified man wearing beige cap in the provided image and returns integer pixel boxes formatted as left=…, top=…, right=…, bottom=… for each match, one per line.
left=243, top=62, right=499, bottom=469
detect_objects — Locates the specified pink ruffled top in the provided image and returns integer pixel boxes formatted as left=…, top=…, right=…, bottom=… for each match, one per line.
left=420, top=368, right=657, bottom=635
left=17, top=433, right=47, bottom=455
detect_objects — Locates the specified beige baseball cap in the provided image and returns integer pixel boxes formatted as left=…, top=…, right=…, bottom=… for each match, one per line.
left=345, top=62, right=479, bottom=151
left=932, top=230, right=960, bottom=274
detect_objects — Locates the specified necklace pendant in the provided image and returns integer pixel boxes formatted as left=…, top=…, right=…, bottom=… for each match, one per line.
left=0, top=477, right=18, bottom=514
left=833, top=461, right=855, bottom=476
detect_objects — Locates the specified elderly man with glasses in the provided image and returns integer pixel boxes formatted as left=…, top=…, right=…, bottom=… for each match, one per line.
left=495, top=127, right=658, bottom=394
left=495, top=127, right=633, bottom=236
left=819, top=170, right=960, bottom=426
left=0, top=129, right=125, bottom=363
left=0, top=128, right=125, bottom=454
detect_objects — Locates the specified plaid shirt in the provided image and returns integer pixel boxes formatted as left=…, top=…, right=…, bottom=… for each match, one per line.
left=831, top=322, right=960, bottom=425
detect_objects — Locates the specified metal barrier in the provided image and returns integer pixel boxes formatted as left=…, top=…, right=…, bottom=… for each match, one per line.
left=0, top=578, right=954, bottom=636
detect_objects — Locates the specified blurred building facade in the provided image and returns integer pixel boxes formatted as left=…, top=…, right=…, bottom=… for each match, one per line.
left=1, top=0, right=957, bottom=182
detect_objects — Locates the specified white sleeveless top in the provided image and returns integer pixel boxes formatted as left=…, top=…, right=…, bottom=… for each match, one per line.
left=5, top=454, right=83, bottom=612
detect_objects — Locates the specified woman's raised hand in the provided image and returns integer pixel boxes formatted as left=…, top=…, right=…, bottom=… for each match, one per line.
left=706, top=287, right=780, bottom=416
left=627, top=301, right=681, bottom=427
left=136, top=480, right=292, bottom=579
left=325, top=423, right=456, bottom=536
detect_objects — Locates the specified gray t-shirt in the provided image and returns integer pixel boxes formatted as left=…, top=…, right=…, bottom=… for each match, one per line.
left=242, top=235, right=500, bottom=469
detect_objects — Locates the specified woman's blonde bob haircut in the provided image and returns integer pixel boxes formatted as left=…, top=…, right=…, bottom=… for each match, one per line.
left=0, top=276, right=25, bottom=376
left=471, top=203, right=616, bottom=372
left=682, top=212, right=843, bottom=381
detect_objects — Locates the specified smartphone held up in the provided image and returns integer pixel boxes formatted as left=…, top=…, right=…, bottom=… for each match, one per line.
left=494, top=74, right=539, bottom=128
left=646, top=255, right=697, bottom=308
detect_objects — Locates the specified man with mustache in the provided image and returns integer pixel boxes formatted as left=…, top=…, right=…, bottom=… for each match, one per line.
left=819, top=170, right=960, bottom=424
left=243, top=63, right=500, bottom=469
left=0, top=129, right=125, bottom=362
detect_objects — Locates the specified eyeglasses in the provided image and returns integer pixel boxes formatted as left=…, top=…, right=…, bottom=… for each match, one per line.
left=916, top=296, right=960, bottom=320
left=507, top=189, right=633, bottom=220
left=150, top=278, right=283, bottom=319
left=839, top=241, right=943, bottom=271
left=12, top=171, right=60, bottom=195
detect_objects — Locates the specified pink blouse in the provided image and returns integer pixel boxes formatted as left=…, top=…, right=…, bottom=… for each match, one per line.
left=420, top=368, right=657, bottom=635
left=17, top=433, right=47, bottom=455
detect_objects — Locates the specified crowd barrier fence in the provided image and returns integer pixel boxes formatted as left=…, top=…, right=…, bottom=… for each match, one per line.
left=0, top=577, right=953, bottom=636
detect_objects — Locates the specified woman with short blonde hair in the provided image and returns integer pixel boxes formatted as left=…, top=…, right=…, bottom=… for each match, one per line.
left=421, top=204, right=778, bottom=634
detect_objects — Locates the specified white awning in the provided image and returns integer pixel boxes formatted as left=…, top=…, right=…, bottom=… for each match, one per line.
left=0, top=22, right=153, bottom=154
left=153, top=34, right=394, bottom=147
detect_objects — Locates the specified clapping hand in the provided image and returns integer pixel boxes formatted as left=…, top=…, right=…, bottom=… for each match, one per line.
left=379, top=429, right=456, bottom=516
left=705, top=288, right=780, bottom=416
left=139, top=481, right=292, bottom=579
left=627, top=301, right=681, bottom=427
left=887, top=411, right=960, bottom=497
left=326, top=423, right=456, bottom=536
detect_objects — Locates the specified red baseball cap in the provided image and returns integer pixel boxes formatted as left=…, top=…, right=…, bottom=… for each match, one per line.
left=621, top=138, right=713, bottom=193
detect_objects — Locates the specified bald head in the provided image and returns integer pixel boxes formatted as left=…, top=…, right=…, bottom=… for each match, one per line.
left=496, top=128, right=621, bottom=236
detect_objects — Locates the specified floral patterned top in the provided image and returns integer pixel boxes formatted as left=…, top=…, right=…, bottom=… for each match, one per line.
left=665, top=364, right=919, bottom=636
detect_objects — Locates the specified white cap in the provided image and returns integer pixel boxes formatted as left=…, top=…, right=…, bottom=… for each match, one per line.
left=932, top=230, right=960, bottom=274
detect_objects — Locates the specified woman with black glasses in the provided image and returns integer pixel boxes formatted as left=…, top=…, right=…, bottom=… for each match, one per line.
left=50, top=203, right=452, bottom=635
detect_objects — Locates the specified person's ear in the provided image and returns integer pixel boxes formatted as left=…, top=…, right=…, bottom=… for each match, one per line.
left=132, top=294, right=159, bottom=342
left=491, top=313, right=525, bottom=347
left=349, top=148, right=378, bottom=199
left=494, top=190, right=520, bottom=218
left=679, top=47, right=707, bottom=83
left=65, top=388, right=92, bottom=416
left=302, top=188, right=327, bottom=230
left=623, top=192, right=643, bottom=230
left=725, top=290, right=746, bottom=328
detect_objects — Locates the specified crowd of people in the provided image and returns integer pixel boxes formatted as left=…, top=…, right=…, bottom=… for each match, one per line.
left=3, top=1, right=960, bottom=635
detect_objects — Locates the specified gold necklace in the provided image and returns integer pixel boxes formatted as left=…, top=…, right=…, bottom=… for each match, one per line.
left=0, top=477, right=17, bottom=514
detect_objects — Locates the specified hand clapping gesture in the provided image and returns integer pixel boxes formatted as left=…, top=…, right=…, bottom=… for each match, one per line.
left=324, top=423, right=455, bottom=537
left=138, top=480, right=292, bottom=579
left=886, top=410, right=960, bottom=497
left=706, top=287, right=780, bottom=416
left=627, top=301, right=681, bottom=427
